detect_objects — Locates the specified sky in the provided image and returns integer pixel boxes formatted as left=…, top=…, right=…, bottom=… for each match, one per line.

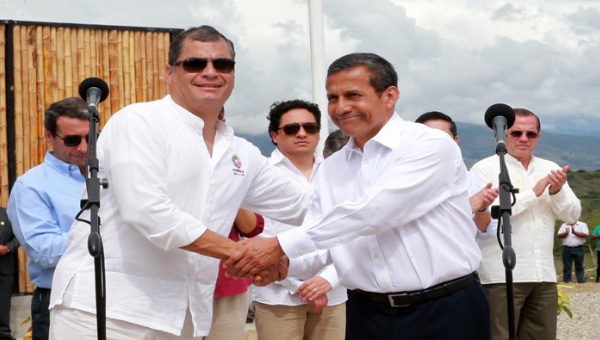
left=2, top=0, right=600, bottom=137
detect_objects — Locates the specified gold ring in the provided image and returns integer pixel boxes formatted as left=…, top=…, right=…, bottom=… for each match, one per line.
left=313, top=288, right=318, bottom=292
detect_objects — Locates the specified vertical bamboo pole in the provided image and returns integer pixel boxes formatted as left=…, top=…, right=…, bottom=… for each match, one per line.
left=108, top=30, right=120, bottom=122
left=157, top=33, right=168, bottom=97
left=99, top=29, right=110, bottom=121
left=134, top=31, right=145, bottom=102
left=0, top=24, right=7, bottom=206
left=56, top=27, right=65, bottom=99
left=123, top=30, right=133, bottom=105
left=145, top=33, right=154, bottom=101
left=12, top=26, right=23, bottom=182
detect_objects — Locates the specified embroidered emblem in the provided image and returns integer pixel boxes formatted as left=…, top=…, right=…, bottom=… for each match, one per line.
left=232, top=154, right=245, bottom=176
left=232, top=154, right=242, bottom=168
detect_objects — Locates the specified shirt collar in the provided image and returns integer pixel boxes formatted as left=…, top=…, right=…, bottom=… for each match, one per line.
left=343, top=112, right=403, bottom=159
left=505, top=153, right=537, bottom=169
left=45, top=151, right=82, bottom=177
left=269, top=148, right=323, bottom=167
left=164, top=95, right=234, bottom=140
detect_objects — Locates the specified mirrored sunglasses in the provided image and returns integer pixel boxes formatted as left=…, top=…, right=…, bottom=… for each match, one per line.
left=509, top=130, right=539, bottom=139
left=278, top=122, right=320, bottom=135
left=171, top=58, right=236, bottom=74
left=54, top=133, right=89, bottom=147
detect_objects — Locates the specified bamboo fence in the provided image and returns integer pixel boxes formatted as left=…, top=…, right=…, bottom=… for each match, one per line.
left=1, top=22, right=172, bottom=293
left=0, top=24, right=7, bottom=204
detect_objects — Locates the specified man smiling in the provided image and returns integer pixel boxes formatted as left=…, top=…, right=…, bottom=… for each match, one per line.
left=49, top=26, right=307, bottom=339
left=227, top=53, right=490, bottom=340
left=471, top=108, right=581, bottom=340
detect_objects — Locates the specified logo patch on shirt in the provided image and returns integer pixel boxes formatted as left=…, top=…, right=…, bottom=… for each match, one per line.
left=232, top=154, right=245, bottom=176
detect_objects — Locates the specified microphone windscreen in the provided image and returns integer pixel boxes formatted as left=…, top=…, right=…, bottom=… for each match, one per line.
left=484, top=103, right=515, bottom=129
left=78, top=77, right=110, bottom=103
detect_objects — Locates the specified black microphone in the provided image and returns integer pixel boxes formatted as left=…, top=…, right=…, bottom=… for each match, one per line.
left=78, top=77, right=109, bottom=107
left=484, top=103, right=515, bottom=153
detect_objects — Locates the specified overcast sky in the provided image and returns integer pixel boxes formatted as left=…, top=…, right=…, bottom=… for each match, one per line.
left=2, top=0, right=600, bottom=137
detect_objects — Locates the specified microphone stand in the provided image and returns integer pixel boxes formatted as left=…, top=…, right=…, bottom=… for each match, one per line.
left=80, top=102, right=108, bottom=340
left=492, top=142, right=518, bottom=340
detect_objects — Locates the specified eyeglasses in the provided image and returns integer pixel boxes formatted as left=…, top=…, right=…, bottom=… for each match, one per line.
left=171, top=58, right=236, bottom=74
left=278, top=122, right=320, bottom=135
left=509, top=130, right=539, bottom=139
left=54, top=133, right=89, bottom=147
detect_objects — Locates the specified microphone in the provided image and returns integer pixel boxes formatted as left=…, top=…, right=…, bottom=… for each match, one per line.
left=78, top=77, right=109, bottom=107
left=484, top=103, right=515, bottom=153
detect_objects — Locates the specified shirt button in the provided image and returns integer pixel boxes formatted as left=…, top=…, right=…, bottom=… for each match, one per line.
left=298, top=250, right=305, bottom=255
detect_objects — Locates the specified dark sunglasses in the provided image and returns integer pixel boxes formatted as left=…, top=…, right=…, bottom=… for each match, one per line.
left=171, top=58, right=236, bottom=74
left=509, top=130, right=539, bottom=139
left=278, top=122, right=320, bottom=135
left=54, top=133, right=89, bottom=147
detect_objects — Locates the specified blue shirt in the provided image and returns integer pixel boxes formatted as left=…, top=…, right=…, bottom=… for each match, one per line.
left=8, top=151, right=85, bottom=288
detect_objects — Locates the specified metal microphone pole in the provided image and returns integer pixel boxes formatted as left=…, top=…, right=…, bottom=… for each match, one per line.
left=493, top=142, right=518, bottom=340
left=87, top=102, right=107, bottom=340
left=77, top=77, right=110, bottom=340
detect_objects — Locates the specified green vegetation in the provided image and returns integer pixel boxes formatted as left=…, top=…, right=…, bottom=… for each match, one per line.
left=553, top=169, right=600, bottom=282
left=557, top=283, right=574, bottom=317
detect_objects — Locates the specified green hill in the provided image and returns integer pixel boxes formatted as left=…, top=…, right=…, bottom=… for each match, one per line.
left=457, top=122, right=600, bottom=171
left=241, top=122, right=600, bottom=171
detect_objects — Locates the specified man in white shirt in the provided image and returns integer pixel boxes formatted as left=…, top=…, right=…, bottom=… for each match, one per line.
left=252, top=99, right=346, bottom=340
left=415, top=111, right=498, bottom=232
left=557, top=220, right=588, bottom=283
left=471, top=108, right=581, bottom=340
left=226, top=53, right=490, bottom=340
left=48, top=25, right=306, bottom=339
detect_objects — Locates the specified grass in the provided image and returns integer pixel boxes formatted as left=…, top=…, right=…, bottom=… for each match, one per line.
left=550, top=169, right=600, bottom=281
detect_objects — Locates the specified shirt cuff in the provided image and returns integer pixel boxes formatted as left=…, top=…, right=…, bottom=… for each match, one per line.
left=277, top=227, right=317, bottom=259
left=148, top=224, right=206, bottom=251
left=317, top=265, right=340, bottom=289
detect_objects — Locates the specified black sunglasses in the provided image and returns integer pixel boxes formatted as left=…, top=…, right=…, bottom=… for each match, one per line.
left=54, top=133, right=89, bottom=147
left=278, top=122, right=320, bottom=135
left=171, top=58, right=236, bottom=74
left=509, top=130, right=539, bottom=139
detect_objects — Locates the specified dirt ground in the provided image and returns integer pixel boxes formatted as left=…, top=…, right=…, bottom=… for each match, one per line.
left=564, top=281, right=600, bottom=293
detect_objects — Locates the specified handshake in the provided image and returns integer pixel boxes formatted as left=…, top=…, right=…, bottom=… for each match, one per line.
left=223, top=236, right=288, bottom=286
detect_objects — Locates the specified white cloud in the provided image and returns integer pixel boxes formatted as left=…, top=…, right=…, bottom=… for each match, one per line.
left=2, top=0, right=600, bottom=137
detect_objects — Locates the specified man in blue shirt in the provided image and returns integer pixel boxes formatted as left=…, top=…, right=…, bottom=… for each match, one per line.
left=7, top=97, right=89, bottom=340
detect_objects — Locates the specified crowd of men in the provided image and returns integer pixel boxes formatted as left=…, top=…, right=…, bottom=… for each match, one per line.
left=3, top=25, right=588, bottom=340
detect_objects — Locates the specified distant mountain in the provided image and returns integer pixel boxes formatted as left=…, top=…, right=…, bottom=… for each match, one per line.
left=457, top=122, right=600, bottom=171
left=238, top=122, right=600, bottom=171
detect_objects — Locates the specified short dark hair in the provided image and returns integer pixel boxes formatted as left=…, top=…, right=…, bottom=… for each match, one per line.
left=327, top=53, right=397, bottom=95
left=415, top=111, right=458, bottom=137
left=169, top=25, right=235, bottom=64
left=44, top=97, right=90, bottom=135
left=323, top=129, right=349, bottom=158
left=513, top=108, right=541, bottom=132
left=267, top=99, right=321, bottom=145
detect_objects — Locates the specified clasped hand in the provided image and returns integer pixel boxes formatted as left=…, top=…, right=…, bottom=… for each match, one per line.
left=224, top=237, right=288, bottom=286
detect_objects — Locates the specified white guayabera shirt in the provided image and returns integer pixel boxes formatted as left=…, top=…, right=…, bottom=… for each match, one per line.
left=49, top=95, right=308, bottom=337
left=471, top=153, right=581, bottom=284
left=284, top=113, right=482, bottom=293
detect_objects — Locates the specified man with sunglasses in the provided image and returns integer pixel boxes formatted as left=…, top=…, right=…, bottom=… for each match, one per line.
left=49, top=26, right=306, bottom=339
left=471, top=108, right=581, bottom=340
left=226, top=53, right=490, bottom=339
left=251, top=100, right=346, bottom=340
left=7, top=97, right=90, bottom=340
